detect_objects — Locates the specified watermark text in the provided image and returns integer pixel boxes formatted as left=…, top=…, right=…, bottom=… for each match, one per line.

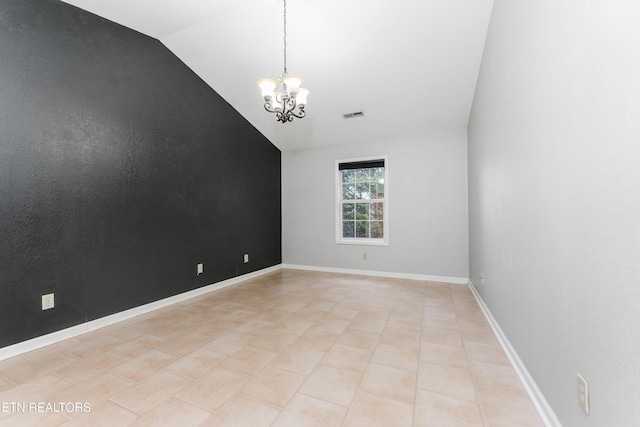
left=1, top=402, right=90, bottom=413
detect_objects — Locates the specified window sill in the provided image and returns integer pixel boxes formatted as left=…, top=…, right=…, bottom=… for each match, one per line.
left=336, top=239, right=389, bottom=247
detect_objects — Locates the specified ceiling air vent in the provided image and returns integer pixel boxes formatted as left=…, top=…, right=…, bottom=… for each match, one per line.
left=342, top=111, right=365, bottom=119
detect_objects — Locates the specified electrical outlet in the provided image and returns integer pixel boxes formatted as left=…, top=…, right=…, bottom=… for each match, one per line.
left=197, top=263, right=204, bottom=275
left=577, top=373, right=590, bottom=414
left=480, top=273, right=485, bottom=284
left=243, top=254, right=249, bottom=263
left=42, top=293, right=55, bottom=310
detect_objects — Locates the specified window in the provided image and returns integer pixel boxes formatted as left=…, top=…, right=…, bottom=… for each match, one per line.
left=336, top=156, right=388, bottom=245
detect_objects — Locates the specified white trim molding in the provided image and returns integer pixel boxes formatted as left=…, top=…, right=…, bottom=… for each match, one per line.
left=0, top=265, right=282, bottom=362
left=468, top=279, right=563, bottom=427
left=282, top=263, right=468, bottom=284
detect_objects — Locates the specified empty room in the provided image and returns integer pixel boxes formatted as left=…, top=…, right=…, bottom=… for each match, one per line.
left=1, top=0, right=638, bottom=426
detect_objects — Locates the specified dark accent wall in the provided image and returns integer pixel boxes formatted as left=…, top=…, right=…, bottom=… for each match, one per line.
left=0, top=0, right=282, bottom=348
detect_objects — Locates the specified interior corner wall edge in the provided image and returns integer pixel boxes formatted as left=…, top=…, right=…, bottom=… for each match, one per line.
left=0, top=0, right=281, bottom=349
left=467, top=0, right=640, bottom=426
left=282, top=129, right=469, bottom=279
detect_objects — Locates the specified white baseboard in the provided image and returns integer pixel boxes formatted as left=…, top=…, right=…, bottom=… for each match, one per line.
left=0, top=265, right=282, bottom=362
left=467, top=280, right=562, bottom=427
left=282, top=263, right=468, bottom=285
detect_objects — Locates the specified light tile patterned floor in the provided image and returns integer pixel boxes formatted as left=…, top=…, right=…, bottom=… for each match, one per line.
left=0, top=269, right=545, bottom=426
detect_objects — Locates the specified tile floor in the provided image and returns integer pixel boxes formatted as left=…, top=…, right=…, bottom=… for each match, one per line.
left=0, top=269, right=545, bottom=426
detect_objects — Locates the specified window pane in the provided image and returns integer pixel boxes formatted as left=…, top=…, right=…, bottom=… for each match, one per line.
left=375, top=182, right=384, bottom=199
left=370, top=202, right=384, bottom=220
left=342, top=184, right=356, bottom=200
left=342, top=203, right=355, bottom=220
left=370, top=182, right=378, bottom=198
left=355, top=168, right=369, bottom=182
left=356, top=182, right=370, bottom=199
left=342, top=170, right=355, bottom=183
left=370, top=221, right=384, bottom=238
left=342, top=221, right=355, bottom=238
left=373, top=167, right=385, bottom=180
left=355, top=221, right=369, bottom=238
left=355, top=203, right=369, bottom=220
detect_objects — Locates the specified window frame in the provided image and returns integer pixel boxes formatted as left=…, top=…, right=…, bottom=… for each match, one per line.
left=335, top=155, right=389, bottom=246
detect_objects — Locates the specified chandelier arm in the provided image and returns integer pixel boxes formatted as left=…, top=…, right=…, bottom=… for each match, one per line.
left=288, top=109, right=306, bottom=119
left=284, top=96, right=296, bottom=111
left=263, top=102, right=277, bottom=113
left=283, top=97, right=305, bottom=119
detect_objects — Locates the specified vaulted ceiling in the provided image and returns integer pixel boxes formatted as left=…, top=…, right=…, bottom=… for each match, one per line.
left=60, top=0, right=494, bottom=151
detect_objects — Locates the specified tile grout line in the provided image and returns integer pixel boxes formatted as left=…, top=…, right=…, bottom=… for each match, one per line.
left=341, top=282, right=396, bottom=426
left=452, top=285, right=489, bottom=427
left=411, top=280, right=427, bottom=427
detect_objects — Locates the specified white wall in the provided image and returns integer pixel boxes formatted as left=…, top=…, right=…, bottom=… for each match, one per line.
left=283, top=129, right=469, bottom=280
left=468, top=1, right=640, bottom=426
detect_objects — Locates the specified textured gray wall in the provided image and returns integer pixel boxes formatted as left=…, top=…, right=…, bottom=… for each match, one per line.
left=0, top=0, right=281, bottom=348
left=282, top=129, right=468, bottom=279
left=468, top=0, right=640, bottom=425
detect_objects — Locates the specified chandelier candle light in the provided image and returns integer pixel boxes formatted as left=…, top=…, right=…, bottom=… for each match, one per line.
left=257, top=0, right=309, bottom=123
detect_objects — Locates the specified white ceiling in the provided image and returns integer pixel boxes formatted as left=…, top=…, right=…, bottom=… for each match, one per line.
left=61, top=0, right=494, bottom=151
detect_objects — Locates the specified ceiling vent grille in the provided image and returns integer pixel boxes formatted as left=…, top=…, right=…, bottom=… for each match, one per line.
left=342, top=111, right=365, bottom=119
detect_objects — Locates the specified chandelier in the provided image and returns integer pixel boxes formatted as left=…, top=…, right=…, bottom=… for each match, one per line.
left=257, top=0, right=309, bottom=123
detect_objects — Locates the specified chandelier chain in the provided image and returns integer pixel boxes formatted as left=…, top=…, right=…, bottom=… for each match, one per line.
left=283, top=0, right=287, bottom=75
